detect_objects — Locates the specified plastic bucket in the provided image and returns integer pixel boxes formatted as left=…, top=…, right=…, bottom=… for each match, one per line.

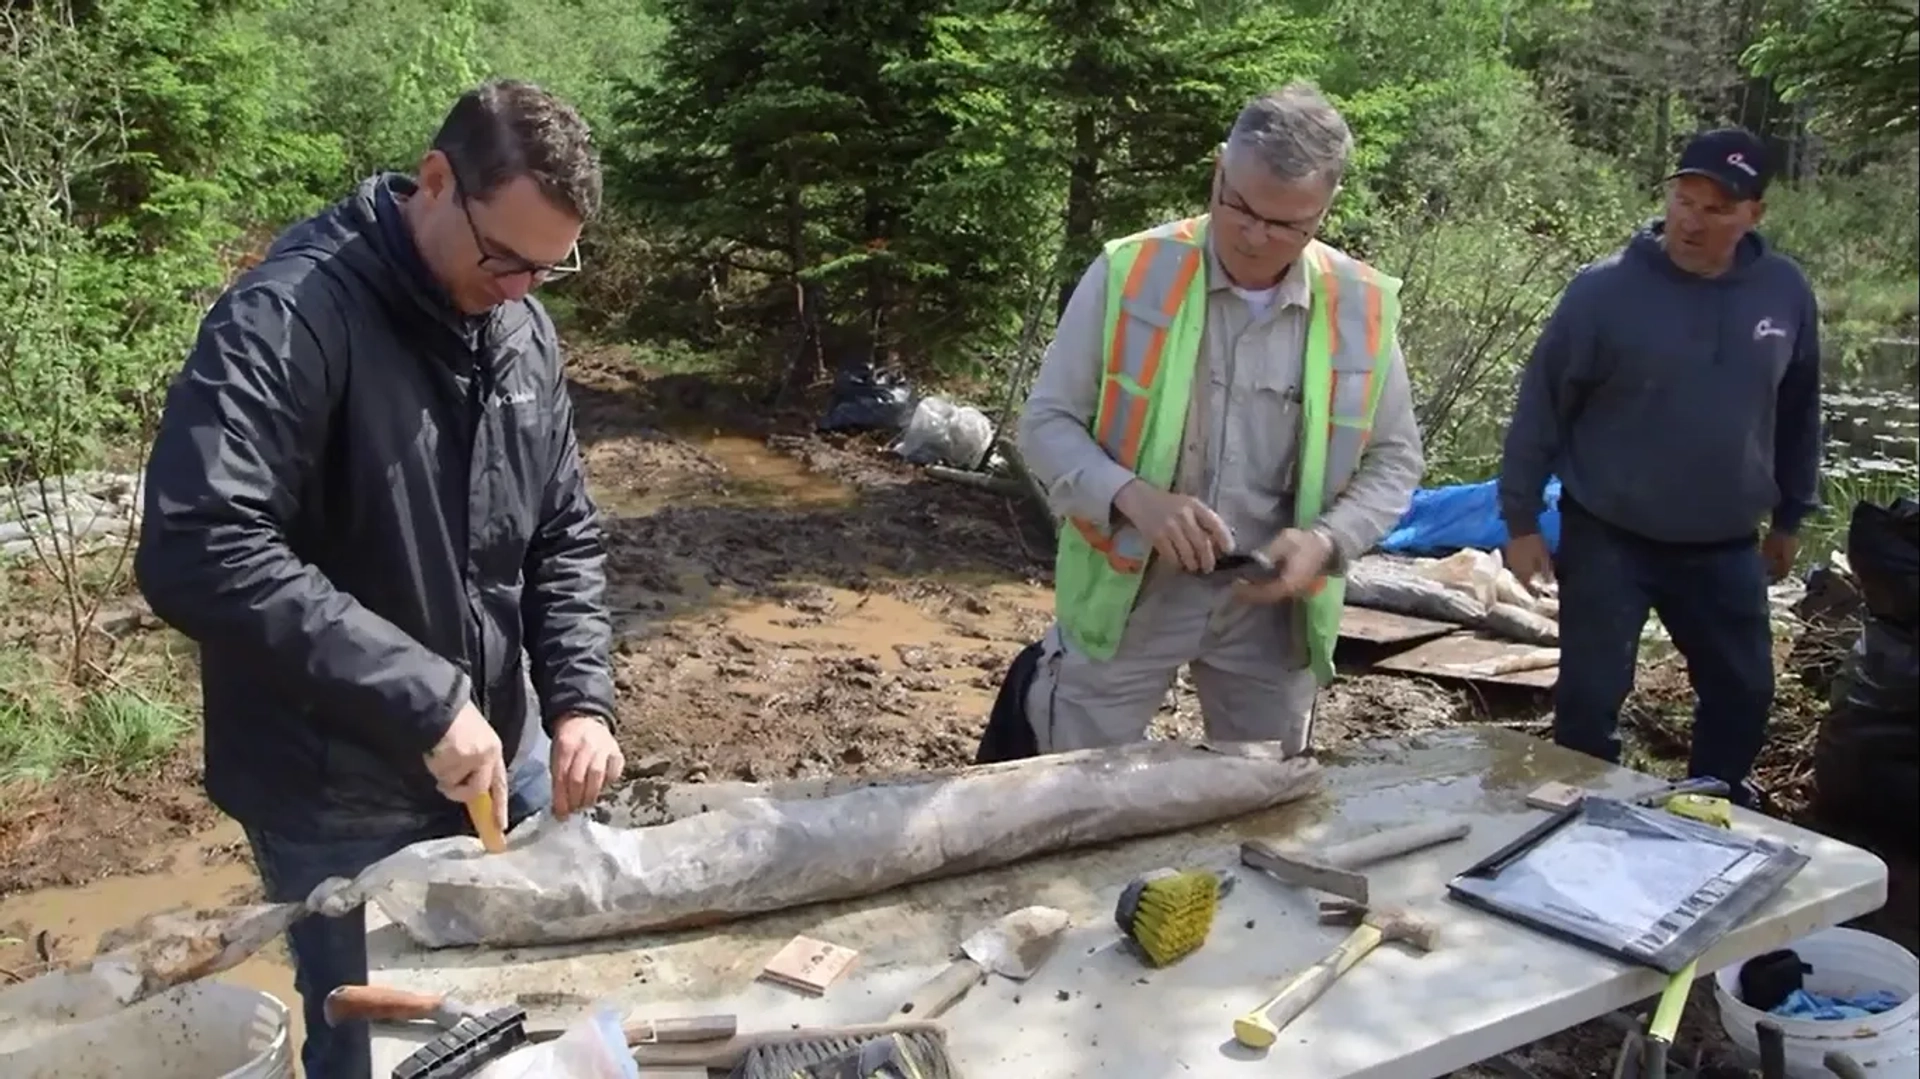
left=0, top=980, right=292, bottom=1079
left=1714, top=926, right=1920, bottom=1078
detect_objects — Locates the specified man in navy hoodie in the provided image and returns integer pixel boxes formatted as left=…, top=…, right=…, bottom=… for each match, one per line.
left=1498, top=127, right=1822, bottom=806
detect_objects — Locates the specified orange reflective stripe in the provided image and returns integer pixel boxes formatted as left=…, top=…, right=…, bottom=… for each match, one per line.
left=1095, top=236, right=1205, bottom=470
left=1107, top=240, right=1162, bottom=379
left=1071, top=516, right=1145, bottom=573
left=1119, top=391, right=1148, bottom=464
left=1138, top=249, right=1202, bottom=391
left=1318, top=265, right=1342, bottom=356
left=1364, top=276, right=1384, bottom=357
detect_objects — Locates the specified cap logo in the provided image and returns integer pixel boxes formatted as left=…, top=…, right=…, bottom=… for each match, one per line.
left=1726, top=152, right=1758, bottom=178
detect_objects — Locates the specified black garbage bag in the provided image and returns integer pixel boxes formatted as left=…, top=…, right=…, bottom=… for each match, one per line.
left=1845, top=496, right=1919, bottom=630
left=973, top=639, right=1042, bottom=764
left=818, top=363, right=915, bottom=434
left=1813, top=613, right=1920, bottom=847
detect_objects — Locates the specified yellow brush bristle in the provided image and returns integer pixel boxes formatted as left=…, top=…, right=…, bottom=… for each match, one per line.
left=1128, top=870, right=1220, bottom=967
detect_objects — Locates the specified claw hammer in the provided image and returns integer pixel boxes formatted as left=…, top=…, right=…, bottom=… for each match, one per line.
left=1232, top=901, right=1439, bottom=1049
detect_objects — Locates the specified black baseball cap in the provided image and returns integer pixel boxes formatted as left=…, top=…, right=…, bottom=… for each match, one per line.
left=1667, top=127, right=1772, bottom=201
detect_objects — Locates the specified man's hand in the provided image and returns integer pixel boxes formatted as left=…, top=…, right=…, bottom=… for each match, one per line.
left=550, top=713, right=625, bottom=819
left=1233, top=528, right=1334, bottom=605
left=425, top=702, right=507, bottom=833
left=1504, top=533, right=1555, bottom=594
left=1113, top=479, right=1234, bottom=573
left=1760, top=529, right=1798, bottom=584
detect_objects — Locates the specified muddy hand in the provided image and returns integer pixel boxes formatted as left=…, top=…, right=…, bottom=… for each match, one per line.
left=426, top=702, right=506, bottom=816
left=551, top=713, right=624, bottom=819
left=1760, top=529, right=1797, bottom=583
left=1234, top=529, right=1332, bottom=605
left=1503, top=533, right=1554, bottom=593
left=1114, top=479, right=1233, bottom=573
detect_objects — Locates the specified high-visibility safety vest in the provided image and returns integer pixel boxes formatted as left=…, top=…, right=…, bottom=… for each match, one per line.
left=1053, top=213, right=1402, bottom=686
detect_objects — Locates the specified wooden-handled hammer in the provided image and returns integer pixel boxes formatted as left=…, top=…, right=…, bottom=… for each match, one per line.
left=1240, top=818, right=1470, bottom=905
left=1231, top=903, right=1439, bottom=1050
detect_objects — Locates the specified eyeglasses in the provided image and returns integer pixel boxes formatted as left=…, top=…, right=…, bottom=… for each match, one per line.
left=1214, top=176, right=1327, bottom=243
left=450, top=168, right=582, bottom=281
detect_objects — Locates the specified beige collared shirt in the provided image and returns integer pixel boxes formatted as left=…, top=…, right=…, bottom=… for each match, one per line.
left=1017, top=230, right=1425, bottom=569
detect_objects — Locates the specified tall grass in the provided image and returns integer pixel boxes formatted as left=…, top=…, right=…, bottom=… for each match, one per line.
left=0, top=646, right=192, bottom=792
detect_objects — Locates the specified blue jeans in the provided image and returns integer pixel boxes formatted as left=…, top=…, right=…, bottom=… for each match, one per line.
left=1552, top=500, right=1775, bottom=804
left=244, top=756, right=551, bottom=1079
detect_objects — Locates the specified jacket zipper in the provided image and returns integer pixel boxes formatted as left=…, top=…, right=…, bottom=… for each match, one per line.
left=465, top=346, right=492, bottom=718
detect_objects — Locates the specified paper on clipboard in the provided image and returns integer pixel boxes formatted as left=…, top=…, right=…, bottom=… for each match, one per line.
left=1446, top=797, right=1809, bottom=973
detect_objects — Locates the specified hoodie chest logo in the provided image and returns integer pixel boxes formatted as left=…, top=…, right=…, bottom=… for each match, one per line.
left=1752, top=317, right=1788, bottom=341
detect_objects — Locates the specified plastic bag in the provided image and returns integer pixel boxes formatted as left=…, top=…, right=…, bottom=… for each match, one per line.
left=1378, top=475, right=1565, bottom=556
left=1846, top=496, right=1919, bottom=629
left=322, top=741, right=1322, bottom=949
left=476, top=1007, right=638, bottom=1079
left=1814, top=618, right=1919, bottom=846
left=1447, top=797, right=1810, bottom=973
left=891, top=396, right=994, bottom=470
left=818, top=364, right=915, bottom=434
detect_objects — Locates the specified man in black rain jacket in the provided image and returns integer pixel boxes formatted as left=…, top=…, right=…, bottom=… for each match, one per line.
left=135, top=79, right=623, bottom=1079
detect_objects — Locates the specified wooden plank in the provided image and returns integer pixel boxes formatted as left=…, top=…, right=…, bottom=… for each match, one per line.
left=1370, top=631, right=1560, bottom=689
left=761, top=935, right=860, bottom=996
left=1338, top=605, right=1459, bottom=645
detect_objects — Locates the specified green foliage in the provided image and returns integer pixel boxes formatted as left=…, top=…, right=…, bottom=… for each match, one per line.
left=0, top=0, right=273, bottom=477
left=1763, top=147, right=1920, bottom=382
left=1744, top=0, right=1920, bottom=146
left=0, top=647, right=190, bottom=785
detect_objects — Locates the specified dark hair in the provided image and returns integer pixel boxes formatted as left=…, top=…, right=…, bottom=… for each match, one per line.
left=431, top=78, right=602, bottom=221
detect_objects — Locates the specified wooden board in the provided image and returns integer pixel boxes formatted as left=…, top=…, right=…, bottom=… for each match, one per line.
left=760, top=935, right=860, bottom=995
left=1338, top=605, right=1459, bottom=646
left=1370, top=631, right=1561, bottom=689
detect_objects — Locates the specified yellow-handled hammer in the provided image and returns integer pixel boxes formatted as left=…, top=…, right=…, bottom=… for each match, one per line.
left=1232, top=903, right=1439, bottom=1049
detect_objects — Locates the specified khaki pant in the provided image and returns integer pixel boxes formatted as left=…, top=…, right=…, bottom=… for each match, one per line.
left=1024, top=569, right=1318, bottom=753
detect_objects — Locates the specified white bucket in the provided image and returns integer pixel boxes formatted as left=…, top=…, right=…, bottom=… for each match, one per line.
left=1715, top=926, right=1920, bottom=1078
left=0, top=980, right=292, bottom=1079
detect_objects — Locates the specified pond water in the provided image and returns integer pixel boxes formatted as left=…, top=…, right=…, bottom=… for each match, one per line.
left=1823, top=336, right=1918, bottom=493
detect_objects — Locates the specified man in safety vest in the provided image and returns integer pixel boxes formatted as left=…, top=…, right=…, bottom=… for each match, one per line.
left=1014, top=82, right=1425, bottom=755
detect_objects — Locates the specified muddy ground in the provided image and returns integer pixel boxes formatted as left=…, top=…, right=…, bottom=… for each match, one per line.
left=2, top=340, right=1912, bottom=1076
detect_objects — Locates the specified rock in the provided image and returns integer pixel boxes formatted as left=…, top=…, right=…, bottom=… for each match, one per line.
left=629, top=755, right=672, bottom=779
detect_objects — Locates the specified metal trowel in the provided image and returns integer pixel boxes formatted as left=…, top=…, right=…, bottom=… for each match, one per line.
left=889, top=904, right=1072, bottom=1021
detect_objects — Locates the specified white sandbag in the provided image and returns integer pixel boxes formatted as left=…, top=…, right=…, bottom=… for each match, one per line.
left=1484, top=602, right=1560, bottom=645
left=323, top=741, right=1323, bottom=949
left=1417, top=549, right=1503, bottom=609
left=1345, top=558, right=1490, bottom=624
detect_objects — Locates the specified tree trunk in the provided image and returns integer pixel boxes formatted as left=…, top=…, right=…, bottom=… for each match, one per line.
left=1058, top=103, right=1101, bottom=318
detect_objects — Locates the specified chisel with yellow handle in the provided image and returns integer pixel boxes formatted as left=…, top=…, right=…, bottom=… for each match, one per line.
left=465, top=788, right=507, bottom=854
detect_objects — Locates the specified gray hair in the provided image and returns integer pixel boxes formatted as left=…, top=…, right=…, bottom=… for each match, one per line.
left=1225, top=82, right=1353, bottom=188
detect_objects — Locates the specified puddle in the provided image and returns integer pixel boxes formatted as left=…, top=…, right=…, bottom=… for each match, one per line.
left=701, top=435, right=855, bottom=505
left=0, top=821, right=301, bottom=1064
left=721, top=584, right=1046, bottom=659
left=588, top=431, right=857, bottom=518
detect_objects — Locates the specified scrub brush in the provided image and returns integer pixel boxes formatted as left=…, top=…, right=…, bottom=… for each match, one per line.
left=731, top=1028, right=958, bottom=1079
left=1114, top=867, right=1237, bottom=967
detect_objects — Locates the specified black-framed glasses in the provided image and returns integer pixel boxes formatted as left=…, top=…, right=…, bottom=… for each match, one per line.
left=450, top=169, right=582, bottom=281
left=1214, top=175, right=1327, bottom=243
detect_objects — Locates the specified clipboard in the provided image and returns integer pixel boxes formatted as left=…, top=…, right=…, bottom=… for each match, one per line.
left=1445, top=796, right=1809, bottom=973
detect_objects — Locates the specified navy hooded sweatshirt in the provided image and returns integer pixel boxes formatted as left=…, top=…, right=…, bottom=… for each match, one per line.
left=1499, top=218, right=1823, bottom=545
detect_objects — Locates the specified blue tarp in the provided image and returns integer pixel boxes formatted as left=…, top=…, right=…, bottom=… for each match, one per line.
left=1378, top=476, right=1564, bottom=557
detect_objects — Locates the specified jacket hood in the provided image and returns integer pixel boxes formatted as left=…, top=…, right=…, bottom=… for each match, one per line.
left=1628, top=216, right=1771, bottom=284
